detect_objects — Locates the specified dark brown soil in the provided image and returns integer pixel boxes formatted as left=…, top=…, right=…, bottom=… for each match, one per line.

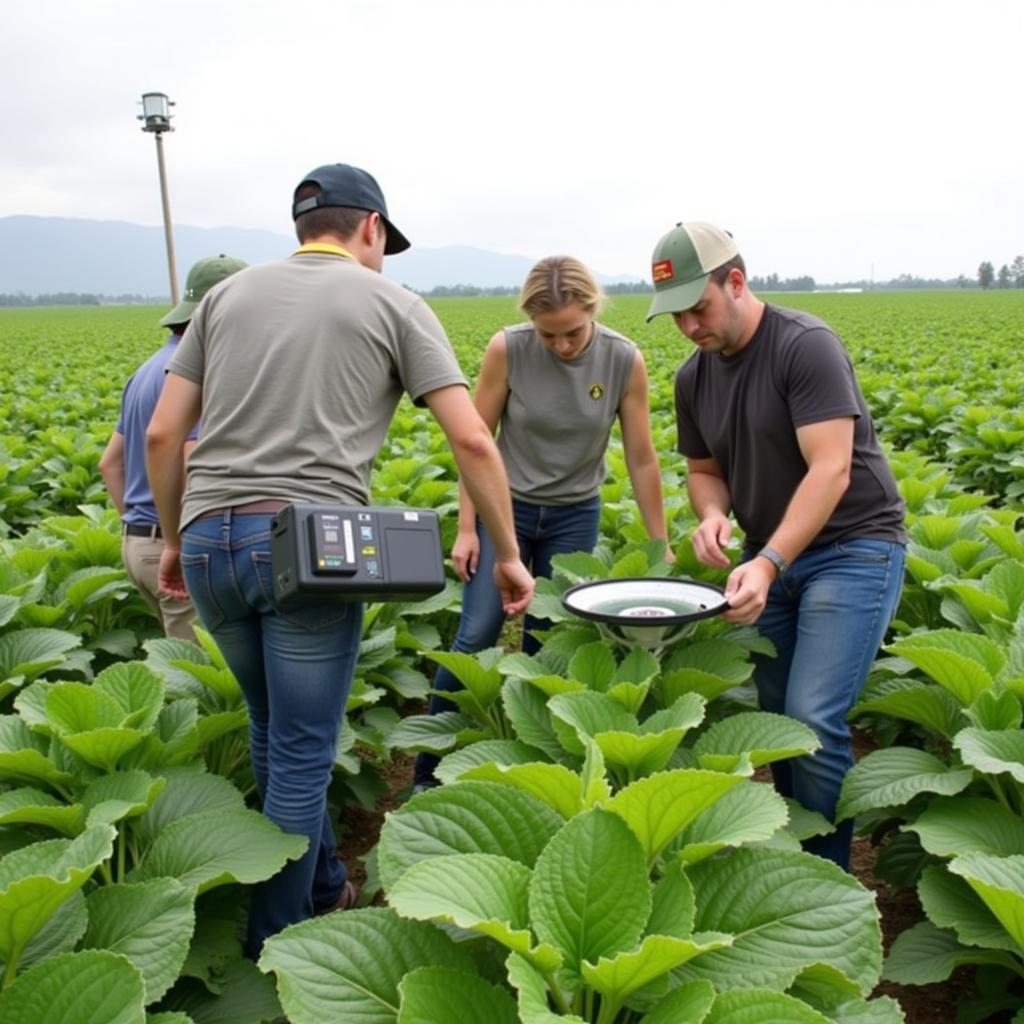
left=338, top=738, right=976, bottom=1022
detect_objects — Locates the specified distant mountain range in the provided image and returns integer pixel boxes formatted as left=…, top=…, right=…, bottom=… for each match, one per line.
left=0, top=215, right=641, bottom=296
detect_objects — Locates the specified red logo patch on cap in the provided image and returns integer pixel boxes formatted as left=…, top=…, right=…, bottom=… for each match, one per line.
left=652, top=259, right=674, bottom=283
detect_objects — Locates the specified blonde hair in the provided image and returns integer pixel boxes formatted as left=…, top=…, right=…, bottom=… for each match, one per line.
left=518, top=256, right=604, bottom=319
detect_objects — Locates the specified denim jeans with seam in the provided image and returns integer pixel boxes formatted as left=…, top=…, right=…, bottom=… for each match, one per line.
left=413, top=495, right=601, bottom=787
left=180, top=509, right=363, bottom=957
left=749, top=537, right=906, bottom=869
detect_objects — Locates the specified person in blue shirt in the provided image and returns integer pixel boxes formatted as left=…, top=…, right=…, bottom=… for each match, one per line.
left=100, top=254, right=247, bottom=639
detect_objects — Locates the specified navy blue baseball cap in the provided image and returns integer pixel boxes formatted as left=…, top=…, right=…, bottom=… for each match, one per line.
left=291, top=163, right=411, bottom=255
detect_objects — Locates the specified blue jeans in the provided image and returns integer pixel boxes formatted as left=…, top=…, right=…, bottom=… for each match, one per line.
left=180, top=510, right=363, bottom=958
left=750, top=538, right=905, bottom=870
left=413, top=496, right=601, bottom=786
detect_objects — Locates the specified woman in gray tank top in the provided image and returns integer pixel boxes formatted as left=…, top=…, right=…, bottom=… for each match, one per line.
left=414, top=256, right=672, bottom=789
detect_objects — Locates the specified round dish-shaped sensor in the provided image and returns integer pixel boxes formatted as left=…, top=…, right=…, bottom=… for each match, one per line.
left=561, top=577, right=727, bottom=647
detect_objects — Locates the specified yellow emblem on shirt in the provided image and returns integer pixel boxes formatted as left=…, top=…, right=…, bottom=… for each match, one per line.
left=589, top=383, right=605, bottom=400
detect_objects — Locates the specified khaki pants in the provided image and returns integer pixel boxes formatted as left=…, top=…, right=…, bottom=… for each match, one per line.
left=122, top=532, right=197, bottom=641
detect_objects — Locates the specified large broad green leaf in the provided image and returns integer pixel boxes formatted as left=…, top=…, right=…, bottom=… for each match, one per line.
left=647, top=861, right=696, bottom=940
left=83, top=879, right=195, bottom=1004
left=45, top=681, right=126, bottom=732
left=141, top=701, right=201, bottom=768
left=692, top=712, right=820, bottom=767
left=529, top=809, right=651, bottom=980
left=388, top=853, right=559, bottom=973
left=783, top=800, right=835, bottom=842
left=0, top=786, right=84, bottom=836
left=131, top=809, right=306, bottom=894
left=641, top=693, right=706, bottom=736
left=567, top=642, right=616, bottom=690
left=614, top=649, right=661, bottom=685
left=886, top=630, right=1002, bottom=705
left=0, top=889, right=87, bottom=977
left=259, top=907, right=475, bottom=1024
left=156, top=957, right=281, bottom=1023
left=917, top=865, right=1022, bottom=952
left=0, top=628, right=81, bottom=684
left=607, top=769, right=744, bottom=866
left=947, top=852, right=1024, bottom=948
left=677, top=848, right=882, bottom=995
left=595, top=729, right=691, bottom=780
left=434, top=739, right=549, bottom=785
left=954, top=728, right=1024, bottom=782
left=397, top=965, right=519, bottom=1024
left=377, top=781, right=563, bottom=891
left=94, top=662, right=166, bottom=732
left=506, top=952, right=586, bottom=1024
left=676, top=781, right=789, bottom=865
left=659, top=669, right=744, bottom=704
left=638, top=979, right=716, bottom=1024
left=143, top=638, right=209, bottom=700
left=0, top=715, right=72, bottom=788
left=0, top=949, right=146, bottom=1024
left=423, top=650, right=503, bottom=712
left=704, top=989, right=831, bottom=1024
left=583, top=933, right=732, bottom=1018
left=883, top=920, right=1021, bottom=984
left=459, top=761, right=584, bottom=819
left=502, top=679, right=568, bottom=762
left=835, top=747, right=973, bottom=821
left=83, top=771, right=165, bottom=828
left=387, top=712, right=480, bottom=753
left=851, top=679, right=963, bottom=738
left=134, top=768, right=245, bottom=851
left=548, top=691, right=636, bottom=755
left=194, top=710, right=248, bottom=749
left=788, top=967, right=907, bottom=1024
left=907, top=796, right=1024, bottom=857
left=60, top=726, right=149, bottom=774
left=147, top=1015, right=195, bottom=1023
left=965, top=688, right=1023, bottom=732
left=0, top=824, right=115, bottom=969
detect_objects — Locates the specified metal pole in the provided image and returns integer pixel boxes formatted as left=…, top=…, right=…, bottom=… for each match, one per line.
left=153, top=132, right=179, bottom=306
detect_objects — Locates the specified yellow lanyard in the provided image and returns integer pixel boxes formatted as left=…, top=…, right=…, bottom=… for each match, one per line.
left=293, top=242, right=355, bottom=260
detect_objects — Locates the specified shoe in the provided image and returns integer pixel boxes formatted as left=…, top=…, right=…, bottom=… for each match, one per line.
left=313, top=880, right=360, bottom=916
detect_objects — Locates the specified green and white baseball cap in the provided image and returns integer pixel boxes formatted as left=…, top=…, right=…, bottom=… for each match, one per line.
left=646, top=222, right=739, bottom=321
left=159, top=254, right=249, bottom=327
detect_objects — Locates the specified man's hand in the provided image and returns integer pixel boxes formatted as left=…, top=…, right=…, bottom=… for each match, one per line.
left=451, top=528, right=480, bottom=582
left=692, top=514, right=734, bottom=568
left=158, top=547, right=189, bottom=600
left=493, top=558, right=534, bottom=616
left=721, top=558, right=776, bottom=624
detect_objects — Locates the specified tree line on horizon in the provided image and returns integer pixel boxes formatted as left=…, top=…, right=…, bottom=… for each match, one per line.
left=2, top=259, right=1023, bottom=307
left=977, top=255, right=1024, bottom=290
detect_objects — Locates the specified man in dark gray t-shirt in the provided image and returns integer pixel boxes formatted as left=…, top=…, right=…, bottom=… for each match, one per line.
left=647, top=221, right=906, bottom=870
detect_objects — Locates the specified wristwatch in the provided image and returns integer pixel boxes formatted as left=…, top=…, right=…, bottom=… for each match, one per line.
left=757, top=545, right=789, bottom=577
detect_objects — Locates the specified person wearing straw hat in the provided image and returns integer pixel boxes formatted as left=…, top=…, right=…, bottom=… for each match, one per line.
left=100, top=254, right=247, bottom=640
left=646, top=221, right=906, bottom=870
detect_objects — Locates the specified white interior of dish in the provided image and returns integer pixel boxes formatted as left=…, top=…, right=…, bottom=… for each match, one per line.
left=563, top=579, right=726, bottom=619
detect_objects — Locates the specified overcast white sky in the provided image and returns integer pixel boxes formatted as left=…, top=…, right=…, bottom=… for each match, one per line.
left=3, top=0, right=1021, bottom=283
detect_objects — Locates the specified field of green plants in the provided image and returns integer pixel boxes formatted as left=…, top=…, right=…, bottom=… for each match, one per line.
left=1, top=289, right=1023, bottom=1024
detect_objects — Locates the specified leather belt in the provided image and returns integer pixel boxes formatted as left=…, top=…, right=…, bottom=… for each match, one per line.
left=195, top=500, right=291, bottom=520
left=123, top=523, right=162, bottom=539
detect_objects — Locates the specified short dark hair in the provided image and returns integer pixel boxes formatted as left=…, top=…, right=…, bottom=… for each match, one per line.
left=710, top=254, right=747, bottom=285
left=294, top=183, right=373, bottom=243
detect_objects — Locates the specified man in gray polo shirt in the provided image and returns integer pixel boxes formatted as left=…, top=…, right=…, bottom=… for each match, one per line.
left=146, top=163, right=534, bottom=956
left=647, top=221, right=906, bottom=870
